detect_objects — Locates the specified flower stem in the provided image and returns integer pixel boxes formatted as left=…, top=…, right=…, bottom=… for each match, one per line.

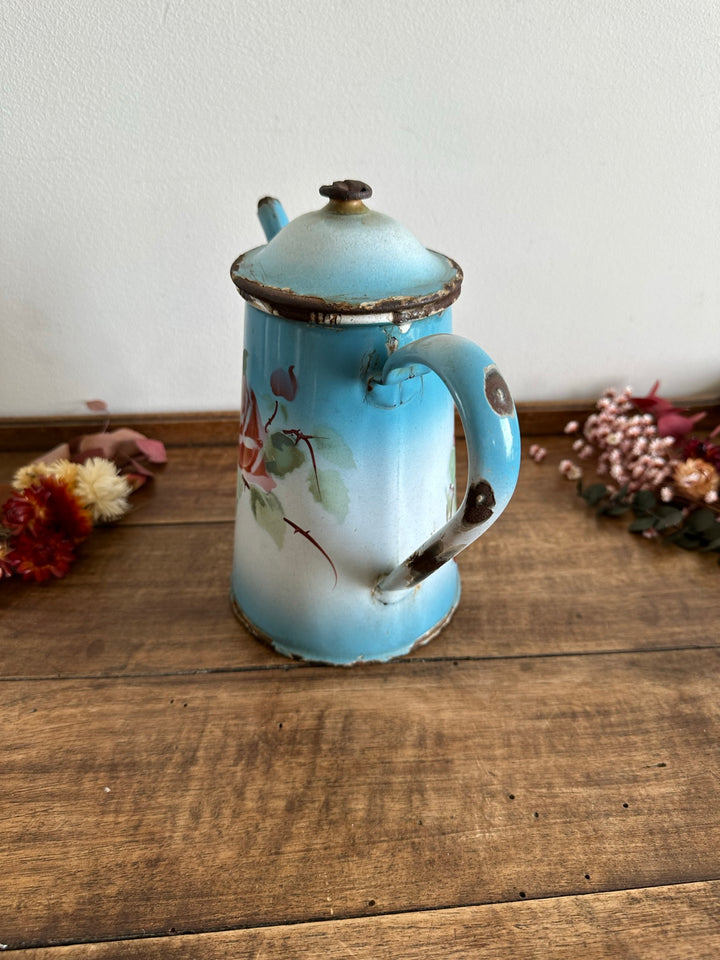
left=283, top=516, right=338, bottom=587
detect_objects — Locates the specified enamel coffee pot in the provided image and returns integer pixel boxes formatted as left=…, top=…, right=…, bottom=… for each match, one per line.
left=230, top=179, right=520, bottom=664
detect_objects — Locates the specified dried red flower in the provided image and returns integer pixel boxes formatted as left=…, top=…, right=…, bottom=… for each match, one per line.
left=0, top=476, right=92, bottom=582
left=7, top=531, right=76, bottom=582
left=630, top=381, right=675, bottom=416
left=1, top=493, right=36, bottom=535
left=8, top=477, right=93, bottom=543
left=0, top=544, right=14, bottom=578
left=683, top=439, right=720, bottom=472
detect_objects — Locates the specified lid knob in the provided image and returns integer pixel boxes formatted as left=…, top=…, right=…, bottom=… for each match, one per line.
left=319, top=179, right=373, bottom=202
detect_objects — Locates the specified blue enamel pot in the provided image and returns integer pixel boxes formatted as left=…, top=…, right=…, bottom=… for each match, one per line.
left=230, top=179, right=520, bottom=664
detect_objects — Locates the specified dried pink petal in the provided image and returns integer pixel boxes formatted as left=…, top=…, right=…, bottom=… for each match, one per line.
left=528, top=444, right=547, bottom=463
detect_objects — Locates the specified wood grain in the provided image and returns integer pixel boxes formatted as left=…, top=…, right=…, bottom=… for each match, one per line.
left=2, top=398, right=717, bottom=451
left=18, top=882, right=720, bottom=959
left=2, top=650, right=719, bottom=949
left=2, top=437, right=720, bottom=679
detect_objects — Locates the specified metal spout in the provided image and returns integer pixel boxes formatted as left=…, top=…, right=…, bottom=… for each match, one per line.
left=257, top=196, right=288, bottom=241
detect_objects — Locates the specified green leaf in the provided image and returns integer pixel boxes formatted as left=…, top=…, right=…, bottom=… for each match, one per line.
left=250, top=487, right=286, bottom=548
left=700, top=535, right=720, bottom=552
left=628, top=516, right=656, bottom=532
left=653, top=509, right=684, bottom=531
left=667, top=531, right=701, bottom=550
left=686, top=508, right=717, bottom=533
left=313, top=426, right=357, bottom=470
left=307, top=468, right=350, bottom=522
left=582, top=483, right=608, bottom=506
left=632, top=489, right=656, bottom=511
left=264, top=432, right=306, bottom=477
left=605, top=504, right=630, bottom=516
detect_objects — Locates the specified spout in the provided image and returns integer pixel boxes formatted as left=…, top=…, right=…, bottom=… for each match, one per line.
left=257, top=196, right=289, bottom=242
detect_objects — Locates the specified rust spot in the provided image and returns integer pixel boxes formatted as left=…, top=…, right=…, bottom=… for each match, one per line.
left=407, top=540, right=448, bottom=577
left=463, top=480, right=495, bottom=525
left=485, top=367, right=514, bottom=417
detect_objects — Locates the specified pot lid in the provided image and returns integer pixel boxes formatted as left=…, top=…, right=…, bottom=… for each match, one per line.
left=231, top=180, right=462, bottom=325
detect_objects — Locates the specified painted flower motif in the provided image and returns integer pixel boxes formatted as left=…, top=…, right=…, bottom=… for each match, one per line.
left=270, top=365, right=298, bottom=401
left=238, top=379, right=276, bottom=492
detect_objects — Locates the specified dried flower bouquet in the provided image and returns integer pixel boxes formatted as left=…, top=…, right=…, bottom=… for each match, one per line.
left=548, top=383, right=720, bottom=558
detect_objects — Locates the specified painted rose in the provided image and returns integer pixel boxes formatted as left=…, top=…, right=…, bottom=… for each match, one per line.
left=238, top=380, right=276, bottom=492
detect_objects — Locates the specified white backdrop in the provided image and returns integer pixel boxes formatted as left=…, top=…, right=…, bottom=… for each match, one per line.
left=2, top=0, right=719, bottom=416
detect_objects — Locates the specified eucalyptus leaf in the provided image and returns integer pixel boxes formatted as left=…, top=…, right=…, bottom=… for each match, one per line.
left=686, top=508, right=717, bottom=533
left=582, top=483, right=608, bottom=506
left=632, top=490, right=656, bottom=511
left=653, top=509, right=684, bottom=531
left=628, top=516, right=656, bottom=532
left=669, top=532, right=702, bottom=550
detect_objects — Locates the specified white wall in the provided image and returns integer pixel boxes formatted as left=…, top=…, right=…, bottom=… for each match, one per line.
left=2, top=0, right=719, bottom=416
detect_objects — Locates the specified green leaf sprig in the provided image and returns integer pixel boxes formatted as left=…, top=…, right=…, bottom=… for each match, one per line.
left=578, top=481, right=720, bottom=558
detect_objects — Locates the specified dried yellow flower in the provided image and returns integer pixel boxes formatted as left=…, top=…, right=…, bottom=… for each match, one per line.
left=48, top=459, right=80, bottom=486
left=74, top=458, right=131, bottom=522
left=673, top=458, right=720, bottom=501
left=12, top=462, right=51, bottom=491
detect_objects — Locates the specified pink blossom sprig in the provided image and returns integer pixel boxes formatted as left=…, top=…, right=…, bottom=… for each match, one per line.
left=529, top=383, right=720, bottom=559
left=568, top=387, right=677, bottom=494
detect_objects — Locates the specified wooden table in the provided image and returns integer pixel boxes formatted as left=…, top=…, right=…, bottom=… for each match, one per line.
left=2, top=420, right=719, bottom=957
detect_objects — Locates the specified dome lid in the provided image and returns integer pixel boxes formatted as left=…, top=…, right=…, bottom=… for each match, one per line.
left=230, top=180, right=462, bottom=325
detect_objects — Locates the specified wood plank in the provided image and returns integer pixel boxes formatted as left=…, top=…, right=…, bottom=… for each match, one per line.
left=0, top=412, right=242, bottom=453
left=1, top=399, right=718, bottom=450
left=0, top=522, right=284, bottom=678
left=2, top=436, right=720, bottom=679
left=18, top=881, right=720, bottom=958
left=0, top=445, right=237, bottom=526
left=1, top=512, right=718, bottom=679
left=2, top=650, right=719, bottom=948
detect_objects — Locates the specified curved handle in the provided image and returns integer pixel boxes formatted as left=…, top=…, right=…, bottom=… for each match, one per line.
left=374, top=333, right=521, bottom=600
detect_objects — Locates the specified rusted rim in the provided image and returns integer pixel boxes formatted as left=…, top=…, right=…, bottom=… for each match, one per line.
left=230, top=253, right=463, bottom=326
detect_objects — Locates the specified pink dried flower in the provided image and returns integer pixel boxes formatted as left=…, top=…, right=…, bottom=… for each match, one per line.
left=528, top=444, right=547, bottom=463
left=559, top=459, right=582, bottom=480
left=564, top=421, right=580, bottom=434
